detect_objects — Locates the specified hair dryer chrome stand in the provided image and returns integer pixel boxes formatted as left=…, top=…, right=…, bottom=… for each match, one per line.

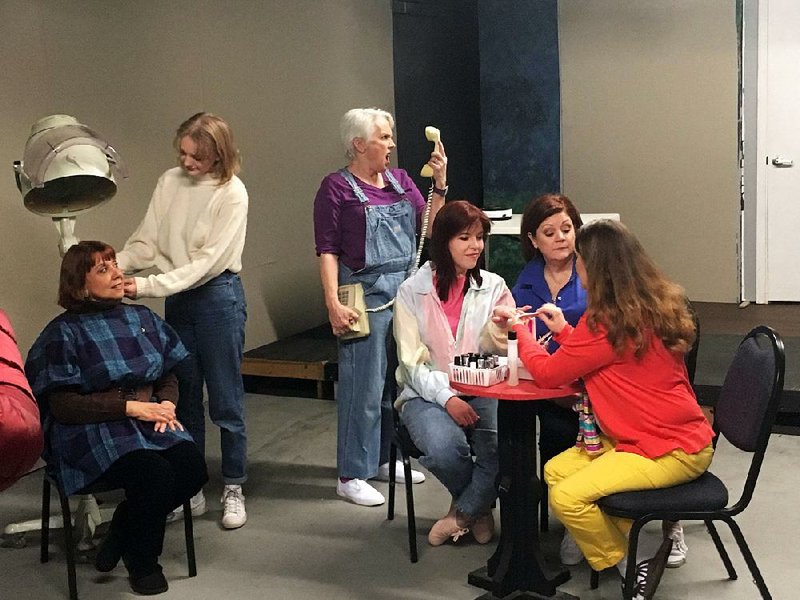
left=2, top=115, right=126, bottom=550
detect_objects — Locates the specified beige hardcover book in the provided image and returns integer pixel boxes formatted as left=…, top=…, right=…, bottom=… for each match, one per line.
left=337, top=283, right=370, bottom=340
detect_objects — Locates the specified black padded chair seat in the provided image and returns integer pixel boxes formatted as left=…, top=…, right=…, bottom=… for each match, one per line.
left=598, top=471, right=729, bottom=517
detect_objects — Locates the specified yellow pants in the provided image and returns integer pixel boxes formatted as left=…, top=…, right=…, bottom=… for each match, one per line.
left=543, top=436, right=713, bottom=571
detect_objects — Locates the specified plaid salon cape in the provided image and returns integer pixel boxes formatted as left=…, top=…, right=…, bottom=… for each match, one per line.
left=25, top=303, right=192, bottom=495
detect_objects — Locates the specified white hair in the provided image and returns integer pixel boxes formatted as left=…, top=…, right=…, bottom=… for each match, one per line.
left=340, top=108, right=395, bottom=160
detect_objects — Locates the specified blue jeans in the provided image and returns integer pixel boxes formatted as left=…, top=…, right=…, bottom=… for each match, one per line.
left=165, top=272, right=247, bottom=484
left=401, top=396, right=498, bottom=518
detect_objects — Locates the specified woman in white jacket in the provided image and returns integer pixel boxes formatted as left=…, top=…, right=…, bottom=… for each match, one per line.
left=394, top=200, right=515, bottom=546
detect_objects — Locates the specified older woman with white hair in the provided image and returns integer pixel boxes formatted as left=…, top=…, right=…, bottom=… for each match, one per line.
left=314, top=108, right=447, bottom=506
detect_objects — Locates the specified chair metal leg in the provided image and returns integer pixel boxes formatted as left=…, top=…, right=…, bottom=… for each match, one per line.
left=183, top=500, right=197, bottom=577
left=726, top=518, right=772, bottom=599
left=622, top=520, right=646, bottom=600
left=41, top=478, right=51, bottom=563
left=387, top=442, right=397, bottom=521
left=706, top=519, right=737, bottom=579
left=57, top=488, right=79, bottom=600
left=402, top=455, right=418, bottom=563
left=590, top=569, right=600, bottom=589
left=539, top=458, right=548, bottom=532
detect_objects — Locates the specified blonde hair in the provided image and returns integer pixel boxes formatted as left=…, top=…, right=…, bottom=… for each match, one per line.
left=174, top=112, right=241, bottom=184
left=340, top=108, right=394, bottom=161
left=575, top=220, right=695, bottom=358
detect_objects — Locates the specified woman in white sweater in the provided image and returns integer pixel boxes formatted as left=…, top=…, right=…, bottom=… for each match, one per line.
left=116, top=113, right=248, bottom=530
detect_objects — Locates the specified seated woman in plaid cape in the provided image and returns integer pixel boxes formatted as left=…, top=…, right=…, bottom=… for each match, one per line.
left=25, top=241, right=207, bottom=596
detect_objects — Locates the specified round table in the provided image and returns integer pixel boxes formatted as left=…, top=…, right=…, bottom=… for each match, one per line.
left=452, top=378, right=582, bottom=600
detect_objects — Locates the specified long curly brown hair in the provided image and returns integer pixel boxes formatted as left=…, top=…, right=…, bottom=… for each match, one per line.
left=575, top=220, right=695, bottom=358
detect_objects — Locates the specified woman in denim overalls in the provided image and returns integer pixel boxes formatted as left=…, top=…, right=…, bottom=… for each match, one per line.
left=314, top=108, right=447, bottom=506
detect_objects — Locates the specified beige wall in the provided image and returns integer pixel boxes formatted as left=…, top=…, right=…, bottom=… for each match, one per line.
left=558, top=0, right=740, bottom=301
left=0, top=0, right=394, bottom=352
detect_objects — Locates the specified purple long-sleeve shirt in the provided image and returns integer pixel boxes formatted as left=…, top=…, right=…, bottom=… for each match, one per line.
left=313, top=168, right=427, bottom=271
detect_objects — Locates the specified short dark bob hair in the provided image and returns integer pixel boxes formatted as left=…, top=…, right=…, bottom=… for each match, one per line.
left=520, top=193, right=583, bottom=262
left=58, top=241, right=116, bottom=311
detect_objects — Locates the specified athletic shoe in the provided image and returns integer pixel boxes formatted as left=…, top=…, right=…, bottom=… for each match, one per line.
left=166, top=490, right=207, bottom=523
left=664, top=521, right=688, bottom=568
left=374, top=461, right=426, bottom=484
left=336, top=478, right=385, bottom=506
left=220, top=485, right=247, bottom=529
left=628, top=538, right=673, bottom=600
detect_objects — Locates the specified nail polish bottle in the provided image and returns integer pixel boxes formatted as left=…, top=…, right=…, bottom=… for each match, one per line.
left=507, top=330, right=519, bottom=386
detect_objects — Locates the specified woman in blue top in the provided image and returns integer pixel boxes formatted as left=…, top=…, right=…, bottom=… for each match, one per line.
left=513, top=194, right=586, bottom=468
left=26, top=241, right=207, bottom=596
left=513, top=194, right=587, bottom=566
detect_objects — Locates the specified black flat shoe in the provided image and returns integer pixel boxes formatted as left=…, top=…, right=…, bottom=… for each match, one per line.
left=129, top=569, right=168, bottom=595
left=94, top=527, right=124, bottom=572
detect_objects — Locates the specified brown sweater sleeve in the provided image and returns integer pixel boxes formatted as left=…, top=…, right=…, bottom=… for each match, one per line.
left=152, top=372, right=179, bottom=405
left=47, top=381, right=155, bottom=424
left=48, top=388, right=129, bottom=424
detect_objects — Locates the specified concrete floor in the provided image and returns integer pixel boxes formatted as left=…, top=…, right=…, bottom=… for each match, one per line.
left=0, top=393, right=796, bottom=600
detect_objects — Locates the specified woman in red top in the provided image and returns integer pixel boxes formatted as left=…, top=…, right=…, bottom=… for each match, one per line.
left=496, top=219, right=714, bottom=600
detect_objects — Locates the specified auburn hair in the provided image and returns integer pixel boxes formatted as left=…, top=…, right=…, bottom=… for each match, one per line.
left=428, top=200, right=491, bottom=301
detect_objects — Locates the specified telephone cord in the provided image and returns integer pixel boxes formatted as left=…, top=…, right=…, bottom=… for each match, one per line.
left=366, top=182, right=434, bottom=313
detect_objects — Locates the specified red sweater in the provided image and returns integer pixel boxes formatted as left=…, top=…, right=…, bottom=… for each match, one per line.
left=514, top=317, right=713, bottom=459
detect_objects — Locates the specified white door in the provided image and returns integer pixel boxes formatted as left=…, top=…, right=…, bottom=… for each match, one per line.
left=760, top=0, right=800, bottom=301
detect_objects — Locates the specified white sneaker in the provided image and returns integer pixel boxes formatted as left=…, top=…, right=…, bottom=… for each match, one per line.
left=629, top=537, right=672, bottom=600
left=336, top=479, right=385, bottom=506
left=220, top=485, right=247, bottom=529
left=665, top=521, right=688, bottom=568
left=559, top=530, right=584, bottom=565
left=166, top=490, right=207, bottom=523
left=374, top=461, right=426, bottom=484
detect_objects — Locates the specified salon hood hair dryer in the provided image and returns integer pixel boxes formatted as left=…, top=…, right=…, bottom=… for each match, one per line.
left=13, top=114, right=127, bottom=255
left=2, top=116, right=127, bottom=549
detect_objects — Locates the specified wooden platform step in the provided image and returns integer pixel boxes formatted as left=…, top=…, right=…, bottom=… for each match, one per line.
left=242, top=325, right=338, bottom=399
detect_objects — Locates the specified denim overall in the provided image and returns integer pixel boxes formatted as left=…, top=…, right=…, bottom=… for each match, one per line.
left=337, top=168, right=416, bottom=479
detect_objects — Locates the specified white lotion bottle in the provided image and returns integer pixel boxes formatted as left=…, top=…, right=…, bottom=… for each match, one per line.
left=507, top=330, right=519, bottom=386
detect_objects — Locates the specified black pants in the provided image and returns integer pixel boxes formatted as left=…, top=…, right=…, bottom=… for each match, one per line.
left=92, top=441, right=208, bottom=576
left=538, top=401, right=579, bottom=467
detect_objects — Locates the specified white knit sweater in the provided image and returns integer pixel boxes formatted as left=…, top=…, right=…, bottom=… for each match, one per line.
left=117, top=167, right=248, bottom=298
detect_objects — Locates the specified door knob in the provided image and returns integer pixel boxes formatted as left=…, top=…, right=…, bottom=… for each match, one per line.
left=771, top=156, right=794, bottom=168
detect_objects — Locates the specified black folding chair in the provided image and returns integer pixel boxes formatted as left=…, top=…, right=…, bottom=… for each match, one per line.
left=41, top=473, right=197, bottom=600
left=386, top=404, right=423, bottom=563
left=589, top=325, right=784, bottom=599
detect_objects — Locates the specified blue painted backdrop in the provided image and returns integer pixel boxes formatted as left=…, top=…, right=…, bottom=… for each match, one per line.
left=478, top=0, right=561, bottom=286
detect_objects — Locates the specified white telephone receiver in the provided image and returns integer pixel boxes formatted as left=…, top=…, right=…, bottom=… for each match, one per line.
left=419, top=126, right=441, bottom=178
